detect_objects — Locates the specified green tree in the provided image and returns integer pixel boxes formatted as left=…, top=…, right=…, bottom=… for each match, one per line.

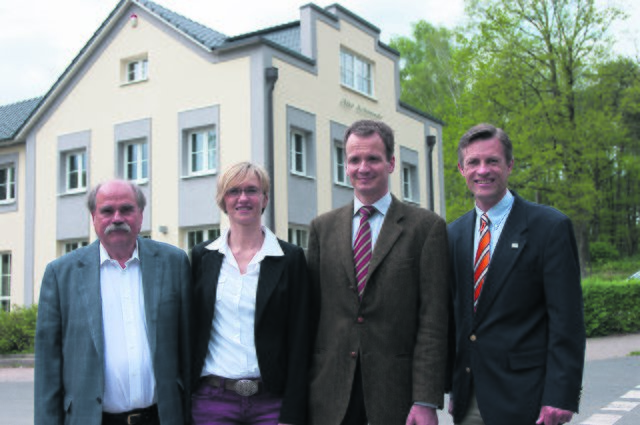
left=390, top=22, right=477, bottom=220
left=459, top=0, right=624, bottom=274
left=581, top=58, right=640, bottom=257
left=392, top=1, right=639, bottom=272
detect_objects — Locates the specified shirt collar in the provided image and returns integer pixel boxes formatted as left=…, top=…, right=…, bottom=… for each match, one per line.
left=475, top=190, right=514, bottom=223
left=353, top=192, right=392, bottom=217
left=99, top=241, right=140, bottom=266
left=205, top=226, right=284, bottom=262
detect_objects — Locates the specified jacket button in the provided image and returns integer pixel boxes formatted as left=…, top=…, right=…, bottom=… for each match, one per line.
left=350, top=351, right=357, bottom=358
left=357, top=316, right=364, bottom=323
left=465, top=367, right=471, bottom=373
left=469, top=334, right=477, bottom=342
left=96, top=397, right=102, bottom=404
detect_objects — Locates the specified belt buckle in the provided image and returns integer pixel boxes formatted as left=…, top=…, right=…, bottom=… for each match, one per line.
left=127, top=413, right=142, bottom=425
left=234, top=379, right=258, bottom=396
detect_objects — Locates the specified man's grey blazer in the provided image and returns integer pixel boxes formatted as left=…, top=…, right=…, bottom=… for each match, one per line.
left=35, top=237, right=191, bottom=425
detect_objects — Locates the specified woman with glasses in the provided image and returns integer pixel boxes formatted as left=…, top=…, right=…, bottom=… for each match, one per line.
left=191, top=161, right=309, bottom=425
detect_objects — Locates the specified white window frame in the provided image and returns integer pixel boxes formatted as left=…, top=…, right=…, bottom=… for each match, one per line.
left=0, top=164, right=16, bottom=203
left=288, top=226, right=309, bottom=250
left=186, top=227, right=221, bottom=251
left=333, top=143, right=351, bottom=187
left=1, top=253, right=11, bottom=312
left=402, top=164, right=416, bottom=202
left=124, top=140, right=148, bottom=183
left=65, top=150, right=87, bottom=193
left=188, top=128, right=218, bottom=175
left=340, top=49, right=373, bottom=96
left=290, top=130, right=307, bottom=175
left=62, top=240, right=89, bottom=255
left=126, top=58, right=148, bottom=83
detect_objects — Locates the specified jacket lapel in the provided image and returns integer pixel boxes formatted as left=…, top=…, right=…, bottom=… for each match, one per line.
left=139, top=238, right=160, bottom=355
left=78, top=241, right=104, bottom=362
left=453, top=211, right=476, bottom=315
left=337, top=203, right=358, bottom=289
left=200, top=250, right=224, bottom=326
left=255, top=251, right=286, bottom=324
left=474, top=195, right=528, bottom=322
left=367, top=196, right=403, bottom=280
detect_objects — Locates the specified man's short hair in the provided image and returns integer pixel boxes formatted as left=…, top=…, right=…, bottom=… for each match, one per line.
left=86, top=180, right=146, bottom=213
left=458, top=123, right=513, bottom=166
left=344, top=120, right=395, bottom=161
left=216, top=161, right=270, bottom=214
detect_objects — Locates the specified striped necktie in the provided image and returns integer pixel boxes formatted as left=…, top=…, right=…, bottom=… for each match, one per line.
left=474, top=213, right=491, bottom=311
left=354, top=206, right=375, bottom=300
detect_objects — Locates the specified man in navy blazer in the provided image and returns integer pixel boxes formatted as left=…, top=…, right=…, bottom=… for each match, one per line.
left=35, top=180, right=191, bottom=425
left=447, top=124, right=585, bottom=425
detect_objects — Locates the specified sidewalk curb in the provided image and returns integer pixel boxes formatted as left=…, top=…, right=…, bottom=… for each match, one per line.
left=0, top=354, right=34, bottom=368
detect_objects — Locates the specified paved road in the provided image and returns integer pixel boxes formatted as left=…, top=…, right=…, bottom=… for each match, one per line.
left=2, top=334, right=638, bottom=425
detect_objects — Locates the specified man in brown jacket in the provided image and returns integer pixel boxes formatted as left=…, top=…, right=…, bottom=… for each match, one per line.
left=307, top=120, right=449, bottom=425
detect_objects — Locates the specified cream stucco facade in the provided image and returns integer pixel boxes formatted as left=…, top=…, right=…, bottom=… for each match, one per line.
left=0, top=0, right=445, bottom=308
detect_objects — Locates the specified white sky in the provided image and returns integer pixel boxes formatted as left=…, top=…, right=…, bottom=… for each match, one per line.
left=0, top=0, right=637, bottom=106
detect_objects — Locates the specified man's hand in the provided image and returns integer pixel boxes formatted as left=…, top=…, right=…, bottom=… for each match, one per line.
left=406, top=404, right=438, bottom=425
left=448, top=397, right=454, bottom=415
left=536, top=405, right=573, bottom=425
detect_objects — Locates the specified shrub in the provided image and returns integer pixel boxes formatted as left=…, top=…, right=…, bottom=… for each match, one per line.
left=582, top=280, right=640, bottom=337
left=589, top=241, right=620, bottom=265
left=0, top=304, right=38, bottom=354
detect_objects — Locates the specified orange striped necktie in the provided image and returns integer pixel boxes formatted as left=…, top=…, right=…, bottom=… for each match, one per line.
left=474, top=213, right=491, bottom=311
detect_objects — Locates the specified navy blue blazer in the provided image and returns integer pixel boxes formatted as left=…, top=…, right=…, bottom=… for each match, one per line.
left=191, top=237, right=309, bottom=425
left=447, top=192, right=585, bottom=424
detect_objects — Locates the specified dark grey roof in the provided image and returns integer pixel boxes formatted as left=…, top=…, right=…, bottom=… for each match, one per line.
left=137, top=0, right=228, bottom=49
left=263, top=25, right=301, bottom=54
left=139, top=0, right=303, bottom=55
left=0, top=97, right=42, bottom=142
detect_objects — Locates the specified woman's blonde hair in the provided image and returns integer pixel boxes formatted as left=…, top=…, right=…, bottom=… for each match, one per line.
left=216, top=161, right=270, bottom=214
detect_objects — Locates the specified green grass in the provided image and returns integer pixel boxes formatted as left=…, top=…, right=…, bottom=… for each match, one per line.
left=582, top=277, right=640, bottom=286
left=587, top=254, right=640, bottom=280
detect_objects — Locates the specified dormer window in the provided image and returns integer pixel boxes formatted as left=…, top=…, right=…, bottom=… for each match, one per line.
left=122, top=55, right=148, bottom=84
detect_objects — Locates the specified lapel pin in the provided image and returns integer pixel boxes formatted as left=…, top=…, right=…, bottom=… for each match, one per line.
left=511, top=243, right=519, bottom=249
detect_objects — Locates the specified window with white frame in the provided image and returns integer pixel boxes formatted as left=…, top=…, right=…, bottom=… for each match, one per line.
left=126, top=58, right=148, bottom=83
left=0, top=253, right=11, bottom=312
left=188, top=128, right=217, bottom=175
left=334, top=143, right=351, bottom=186
left=402, top=164, right=418, bottom=202
left=124, top=140, right=148, bottom=182
left=186, top=227, right=221, bottom=251
left=0, top=164, right=16, bottom=203
left=340, top=49, right=373, bottom=96
left=288, top=226, right=309, bottom=250
left=62, top=240, right=89, bottom=255
left=64, top=150, right=87, bottom=192
left=290, top=130, right=307, bottom=175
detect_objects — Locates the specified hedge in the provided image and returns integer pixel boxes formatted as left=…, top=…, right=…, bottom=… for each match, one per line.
left=0, top=304, right=38, bottom=354
left=582, top=280, right=640, bottom=337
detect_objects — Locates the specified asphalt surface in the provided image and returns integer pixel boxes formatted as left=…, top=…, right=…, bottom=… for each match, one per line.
left=1, top=333, right=638, bottom=425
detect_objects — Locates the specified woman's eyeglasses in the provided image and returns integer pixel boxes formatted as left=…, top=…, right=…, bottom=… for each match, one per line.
left=225, top=186, right=262, bottom=198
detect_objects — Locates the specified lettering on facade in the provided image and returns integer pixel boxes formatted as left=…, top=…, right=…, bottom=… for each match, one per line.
left=340, top=98, right=383, bottom=120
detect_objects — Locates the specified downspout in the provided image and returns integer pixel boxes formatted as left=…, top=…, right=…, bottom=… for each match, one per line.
left=426, top=135, right=437, bottom=211
left=265, top=67, right=279, bottom=231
